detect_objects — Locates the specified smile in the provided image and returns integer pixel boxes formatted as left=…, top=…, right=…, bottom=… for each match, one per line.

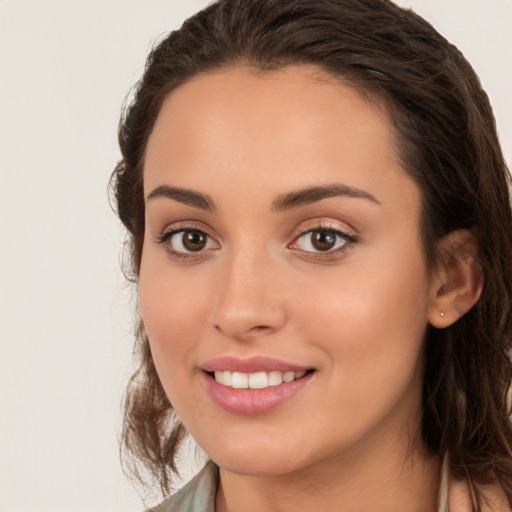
left=201, top=358, right=315, bottom=415
left=213, top=370, right=307, bottom=389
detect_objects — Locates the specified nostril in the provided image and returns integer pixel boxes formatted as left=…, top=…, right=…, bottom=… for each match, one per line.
left=245, top=325, right=276, bottom=337
left=214, top=322, right=274, bottom=340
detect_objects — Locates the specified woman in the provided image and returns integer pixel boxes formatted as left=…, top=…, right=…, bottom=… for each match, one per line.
left=111, top=0, right=512, bottom=510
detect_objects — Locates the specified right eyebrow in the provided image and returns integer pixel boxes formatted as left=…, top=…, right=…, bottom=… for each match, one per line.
left=146, top=185, right=216, bottom=211
left=271, top=183, right=380, bottom=211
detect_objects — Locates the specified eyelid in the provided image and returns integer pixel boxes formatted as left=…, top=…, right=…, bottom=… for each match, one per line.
left=154, top=220, right=215, bottom=242
left=288, top=220, right=358, bottom=257
left=291, top=218, right=357, bottom=240
left=155, top=222, right=220, bottom=260
left=153, top=218, right=357, bottom=260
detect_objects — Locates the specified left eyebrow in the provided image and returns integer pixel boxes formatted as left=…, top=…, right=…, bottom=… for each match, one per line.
left=146, top=185, right=216, bottom=211
left=270, top=183, right=381, bottom=211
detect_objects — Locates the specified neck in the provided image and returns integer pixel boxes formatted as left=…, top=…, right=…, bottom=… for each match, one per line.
left=215, top=439, right=441, bottom=512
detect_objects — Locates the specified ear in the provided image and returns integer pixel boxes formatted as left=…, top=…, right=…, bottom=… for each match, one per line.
left=428, top=230, right=483, bottom=329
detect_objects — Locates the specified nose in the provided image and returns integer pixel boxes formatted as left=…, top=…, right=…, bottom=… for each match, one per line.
left=211, top=249, right=287, bottom=342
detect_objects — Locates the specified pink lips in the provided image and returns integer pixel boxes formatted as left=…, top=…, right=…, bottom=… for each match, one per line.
left=200, top=356, right=314, bottom=415
left=201, top=355, right=310, bottom=374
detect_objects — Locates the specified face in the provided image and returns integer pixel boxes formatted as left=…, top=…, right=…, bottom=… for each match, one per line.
left=140, top=66, right=437, bottom=477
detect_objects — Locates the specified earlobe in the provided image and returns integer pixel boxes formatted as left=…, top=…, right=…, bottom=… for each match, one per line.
left=428, top=230, right=483, bottom=329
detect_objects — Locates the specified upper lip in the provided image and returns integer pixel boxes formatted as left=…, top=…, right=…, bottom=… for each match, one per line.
left=200, top=355, right=311, bottom=374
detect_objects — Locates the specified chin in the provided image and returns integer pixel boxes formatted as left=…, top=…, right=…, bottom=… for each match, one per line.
left=214, top=451, right=304, bottom=477
left=201, top=430, right=331, bottom=478
left=192, top=430, right=299, bottom=476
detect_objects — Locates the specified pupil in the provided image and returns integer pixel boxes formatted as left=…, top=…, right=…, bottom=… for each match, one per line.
left=183, top=231, right=206, bottom=251
left=312, top=231, right=336, bottom=251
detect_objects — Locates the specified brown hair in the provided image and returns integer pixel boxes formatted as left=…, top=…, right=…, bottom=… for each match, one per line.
left=111, top=0, right=512, bottom=506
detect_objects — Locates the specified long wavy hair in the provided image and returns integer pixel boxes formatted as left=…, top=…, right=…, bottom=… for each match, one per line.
left=110, top=0, right=512, bottom=507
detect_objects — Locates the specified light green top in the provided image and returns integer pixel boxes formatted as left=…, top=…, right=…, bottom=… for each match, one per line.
left=150, top=458, right=452, bottom=512
left=150, top=462, right=218, bottom=512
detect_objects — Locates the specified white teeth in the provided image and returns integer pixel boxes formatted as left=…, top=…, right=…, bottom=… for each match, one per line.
left=214, top=371, right=233, bottom=386
left=268, top=371, right=283, bottom=386
left=282, top=371, right=295, bottom=383
left=213, top=370, right=308, bottom=389
left=248, top=372, right=268, bottom=389
left=231, top=372, right=249, bottom=389
left=223, top=371, right=232, bottom=386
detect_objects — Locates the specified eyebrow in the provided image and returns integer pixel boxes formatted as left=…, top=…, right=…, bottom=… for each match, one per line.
left=146, top=185, right=216, bottom=211
left=271, top=183, right=380, bottom=211
left=145, top=182, right=380, bottom=211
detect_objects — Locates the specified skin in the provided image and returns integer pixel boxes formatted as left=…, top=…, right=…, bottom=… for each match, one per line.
left=449, top=478, right=510, bottom=512
left=139, top=65, right=475, bottom=511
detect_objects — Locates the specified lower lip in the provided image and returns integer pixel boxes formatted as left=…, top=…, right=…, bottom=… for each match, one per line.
left=202, top=371, right=314, bottom=415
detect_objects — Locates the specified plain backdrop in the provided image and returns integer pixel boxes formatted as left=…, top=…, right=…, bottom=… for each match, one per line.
left=0, top=1, right=510, bottom=511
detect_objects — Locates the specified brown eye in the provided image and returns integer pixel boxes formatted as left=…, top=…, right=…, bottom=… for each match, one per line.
left=181, top=230, right=207, bottom=252
left=311, top=230, right=336, bottom=251
left=291, top=227, right=354, bottom=254
left=160, top=229, right=216, bottom=256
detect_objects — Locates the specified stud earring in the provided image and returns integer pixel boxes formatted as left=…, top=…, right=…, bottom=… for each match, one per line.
left=440, top=311, right=445, bottom=318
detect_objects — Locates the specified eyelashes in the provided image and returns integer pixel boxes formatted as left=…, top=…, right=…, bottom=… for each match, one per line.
left=290, top=225, right=356, bottom=255
left=156, top=223, right=357, bottom=261
left=156, top=228, right=219, bottom=260
left=158, top=229, right=216, bottom=253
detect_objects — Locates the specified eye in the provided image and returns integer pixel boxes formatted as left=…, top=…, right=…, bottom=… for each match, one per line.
left=291, top=227, right=355, bottom=254
left=157, top=229, right=217, bottom=256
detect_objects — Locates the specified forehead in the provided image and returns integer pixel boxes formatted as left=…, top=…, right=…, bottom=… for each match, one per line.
left=143, top=65, right=418, bottom=216
left=146, top=66, right=392, bottom=160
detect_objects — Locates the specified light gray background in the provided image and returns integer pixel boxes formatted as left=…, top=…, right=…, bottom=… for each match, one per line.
left=1, top=1, right=510, bottom=511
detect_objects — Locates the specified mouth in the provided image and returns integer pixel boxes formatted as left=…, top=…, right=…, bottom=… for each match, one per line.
left=207, top=369, right=314, bottom=389
left=200, top=357, right=316, bottom=414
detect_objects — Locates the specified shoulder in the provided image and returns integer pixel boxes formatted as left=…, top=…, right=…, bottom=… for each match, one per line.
left=149, top=461, right=219, bottom=512
left=448, top=477, right=510, bottom=512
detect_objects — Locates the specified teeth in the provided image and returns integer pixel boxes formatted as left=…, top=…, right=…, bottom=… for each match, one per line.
left=231, top=372, right=249, bottom=389
left=215, top=370, right=233, bottom=386
left=213, top=370, right=308, bottom=389
left=268, top=371, right=283, bottom=386
left=248, top=372, right=268, bottom=389
left=282, top=371, right=295, bottom=383
left=223, top=371, right=232, bottom=386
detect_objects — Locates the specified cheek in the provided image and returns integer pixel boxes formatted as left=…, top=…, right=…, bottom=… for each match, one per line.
left=138, top=253, right=208, bottom=386
left=139, top=265, right=215, bottom=431
left=293, top=243, right=431, bottom=402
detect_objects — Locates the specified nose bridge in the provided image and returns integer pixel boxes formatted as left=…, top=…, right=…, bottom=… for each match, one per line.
left=212, top=244, right=286, bottom=341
